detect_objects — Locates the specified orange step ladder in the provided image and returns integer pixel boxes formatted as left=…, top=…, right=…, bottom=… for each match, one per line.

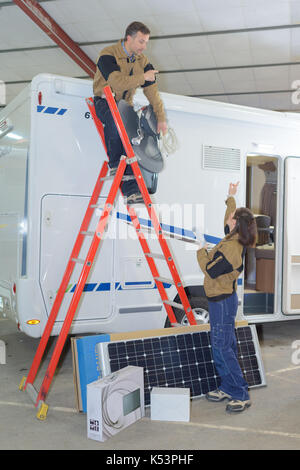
left=19, top=85, right=196, bottom=420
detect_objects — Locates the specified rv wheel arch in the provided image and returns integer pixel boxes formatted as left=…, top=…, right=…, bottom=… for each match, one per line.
left=164, top=295, right=209, bottom=328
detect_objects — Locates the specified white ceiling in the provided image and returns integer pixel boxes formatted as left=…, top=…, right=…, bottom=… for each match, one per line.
left=1, top=0, right=300, bottom=111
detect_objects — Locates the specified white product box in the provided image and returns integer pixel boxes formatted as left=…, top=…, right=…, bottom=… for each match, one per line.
left=87, top=366, right=144, bottom=442
left=150, top=387, right=190, bottom=422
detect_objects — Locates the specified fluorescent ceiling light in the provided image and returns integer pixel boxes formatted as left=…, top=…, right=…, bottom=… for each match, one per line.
left=6, top=132, right=22, bottom=140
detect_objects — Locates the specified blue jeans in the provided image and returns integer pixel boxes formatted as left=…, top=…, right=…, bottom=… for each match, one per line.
left=208, top=292, right=250, bottom=401
left=94, top=97, right=139, bottom=197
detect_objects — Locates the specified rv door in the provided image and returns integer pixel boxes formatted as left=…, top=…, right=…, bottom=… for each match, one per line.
left=40, top=194, right=114, bottom=322
left=282, top=157, right=300, bottom=314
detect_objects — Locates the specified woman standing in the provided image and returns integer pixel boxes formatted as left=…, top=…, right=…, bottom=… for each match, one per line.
left=197, top=183, right=257, bottom=413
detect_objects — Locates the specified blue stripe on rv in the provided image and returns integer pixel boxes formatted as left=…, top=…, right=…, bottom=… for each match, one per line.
left=66, top=219, right=242, bottom=293
left=116, top=211, right=197, bottom=239
left=69, top=280, right=172, bottom=293
left=116, top=211, right=224, bottom=245
left=37, top=106, right=67, bottom=115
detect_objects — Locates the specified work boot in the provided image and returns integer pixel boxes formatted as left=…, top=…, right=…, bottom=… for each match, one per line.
left=226, top=399, right=251, bottom=413
left=126, top=193, right=144, bottom=205
left=206, top=389, right=232, bottom=402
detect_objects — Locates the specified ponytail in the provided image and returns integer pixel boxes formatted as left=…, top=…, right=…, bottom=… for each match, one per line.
left=230, top=208, right=257, bottom=247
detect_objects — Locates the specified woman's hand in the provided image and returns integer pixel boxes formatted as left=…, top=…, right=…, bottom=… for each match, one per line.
left=196, top=240, right=209, bottom=250
left=157, top=121, right=168, bottom=135
left=228, top=181, right=239, bottom=196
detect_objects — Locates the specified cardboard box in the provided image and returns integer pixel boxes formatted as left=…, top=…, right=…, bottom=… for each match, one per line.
left=150, top=387, right=190, bottom=422
left=71, top=333, right=110, bottom=412
left=256, top=258, right=275, bottom=293
left=255, top=246, right=275, bottom=293
left=87, top=365, right=144, bottom=442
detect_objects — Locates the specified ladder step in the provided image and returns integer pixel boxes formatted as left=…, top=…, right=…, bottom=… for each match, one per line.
left=145, top=252, right=165, bottom=260
left=154, top=276, right=175, bottom=285
left=72, top=258, right=85, bottom=264
left=90, top=203, right=104, bottom=209
left=80, top=231, right=94, bottom=236
left=171, top=322, right=183, bottom=328
left=122, top=175, right=136, bottom=181
left=100, top=175, right=135, bottom=182
left=100, top=175, right=117, bottom=182
left=163, top=300, right=185, bottom=311
left=90, top=202, right=113, bottom=210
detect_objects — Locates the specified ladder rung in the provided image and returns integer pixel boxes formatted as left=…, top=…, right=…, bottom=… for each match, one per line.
left=154, top=276, right=175, bottom=285
left=80, top=231, right=94, bottom=236
left=100, top=175, right=113, bottom=181
left=72, top=258, right=85, bottom=264
left=145, top=252, right=165, bottom=260
left=171, top=322, right=183, bottom=328
left=163, top=300, right=185, bottom=310
left=122, top=175, right=135, bottom=181
left=90, top=202, right=113, bottom=210
left=100, top=175, right=135, bottom=182
left=90, top=204, right=105, bottom=209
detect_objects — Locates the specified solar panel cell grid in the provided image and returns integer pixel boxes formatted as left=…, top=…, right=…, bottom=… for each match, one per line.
left=104, top=326, right=263, bottom=406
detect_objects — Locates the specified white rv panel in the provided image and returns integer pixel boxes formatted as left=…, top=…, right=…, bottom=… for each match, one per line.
left=283, top=157, right=300, bottom=314
left=39, top=194, right=114, bottom=322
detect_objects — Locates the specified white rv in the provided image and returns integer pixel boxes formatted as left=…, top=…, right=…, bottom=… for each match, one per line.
left=0, top=73, right=300, bottom=338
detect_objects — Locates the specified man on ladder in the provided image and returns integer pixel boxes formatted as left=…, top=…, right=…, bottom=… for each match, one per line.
left=93, top=21, right=168, bottom=204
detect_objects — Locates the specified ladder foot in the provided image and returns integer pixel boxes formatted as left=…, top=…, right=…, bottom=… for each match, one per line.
left=19, top=376, right=27, bottom=391
left=36, top=402, right=49, bottom=421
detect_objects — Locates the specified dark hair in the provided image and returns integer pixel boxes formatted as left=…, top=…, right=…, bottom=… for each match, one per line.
left=125, top=21, right=150, bottom=40
left=230, top=207, right=257, bottom=247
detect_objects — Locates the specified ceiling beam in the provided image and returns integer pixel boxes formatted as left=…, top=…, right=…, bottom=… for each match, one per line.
left=0, top=20, right=300, bottom=53
left=1, top=21, right=300, bottom=55
left=12, top=0, right=96, bottom=77
left=0, top=0, right=56, bottom=6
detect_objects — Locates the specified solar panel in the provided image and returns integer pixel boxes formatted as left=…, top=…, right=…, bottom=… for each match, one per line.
left=236, top=326, right=263, bottom=387
left=96, top=325, right=266, bottom=406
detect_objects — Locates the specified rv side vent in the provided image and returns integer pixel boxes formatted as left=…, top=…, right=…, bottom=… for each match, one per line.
left=203, top=145, right=241, bottom=171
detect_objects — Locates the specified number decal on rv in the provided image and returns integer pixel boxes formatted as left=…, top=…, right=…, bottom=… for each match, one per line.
left=85, top=112, right=90, bottom=119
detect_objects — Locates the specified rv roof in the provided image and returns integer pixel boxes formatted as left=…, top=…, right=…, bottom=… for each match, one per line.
left=1, top=73, right=300, bottom=132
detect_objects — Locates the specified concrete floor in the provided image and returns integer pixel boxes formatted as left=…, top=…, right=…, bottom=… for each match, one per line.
left=1, top=316, right=300, bottom=450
